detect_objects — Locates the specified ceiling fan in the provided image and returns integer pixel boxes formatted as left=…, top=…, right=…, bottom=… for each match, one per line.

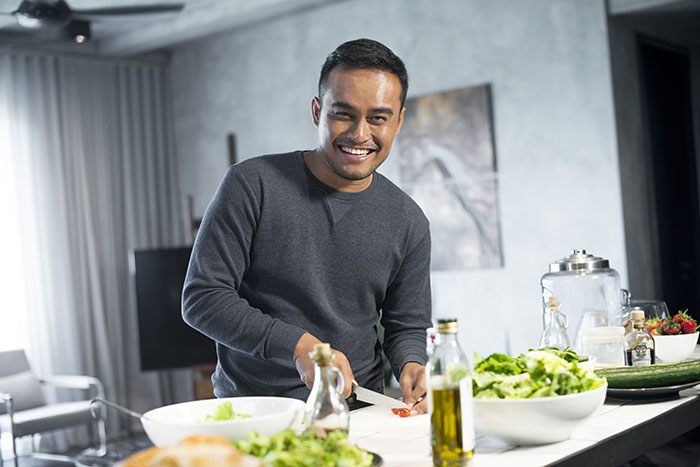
left=2, top=0, right=185, bottom=43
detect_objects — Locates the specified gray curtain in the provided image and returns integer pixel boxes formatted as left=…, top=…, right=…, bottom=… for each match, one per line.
left=0, top=47, right=193, bottom=447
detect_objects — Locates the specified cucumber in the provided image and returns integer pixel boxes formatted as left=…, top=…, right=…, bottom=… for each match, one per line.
left=594, top=360, right=700, bottom=389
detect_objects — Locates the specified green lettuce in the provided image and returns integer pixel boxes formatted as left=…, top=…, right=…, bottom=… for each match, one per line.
left=473, top=348, right=605, bottom=399
left=203, top=401, right=252, bottom=421
left=232, top=428, right=373, bottom=467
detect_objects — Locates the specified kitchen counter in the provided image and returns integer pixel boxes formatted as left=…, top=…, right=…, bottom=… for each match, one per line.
left=349, top=345, right=700, bottom=467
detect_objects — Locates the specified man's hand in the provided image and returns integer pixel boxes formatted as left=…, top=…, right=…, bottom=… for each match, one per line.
left=293, top=333, right=354, bottom=398
left=399, top=362, right=427, bottom=415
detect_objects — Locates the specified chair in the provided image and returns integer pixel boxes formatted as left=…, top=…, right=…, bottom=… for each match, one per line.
left=0, top=349, right=106, bottom=464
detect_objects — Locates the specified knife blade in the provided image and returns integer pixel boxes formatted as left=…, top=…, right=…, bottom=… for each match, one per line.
left=352, top=382, right=409, bottom=409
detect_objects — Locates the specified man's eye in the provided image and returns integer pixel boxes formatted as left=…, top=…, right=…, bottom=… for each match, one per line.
left=335, top=112, right=352, bottom=119
left=370, top=116, right=388, bottom=123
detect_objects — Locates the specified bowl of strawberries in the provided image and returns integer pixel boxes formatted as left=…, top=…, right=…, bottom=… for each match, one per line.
left=645, top=310, right=699, bottom=363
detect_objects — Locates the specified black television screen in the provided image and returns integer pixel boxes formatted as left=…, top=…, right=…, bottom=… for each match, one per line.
left=132, top=247, right=217, bottom=371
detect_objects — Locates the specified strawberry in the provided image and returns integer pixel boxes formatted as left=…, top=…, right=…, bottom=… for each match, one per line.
left=674, top=309, right=697, bottom=334
left=657, top=317, right=681, bottom=335
left=681, top=320, right=696, bottom=334
left=674, top=314, right=684, bottom=323
left=644, top=318, right=661, bottom=334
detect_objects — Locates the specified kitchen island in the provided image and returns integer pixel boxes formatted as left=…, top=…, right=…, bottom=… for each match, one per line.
left=349, top=345, right=700, bottom=467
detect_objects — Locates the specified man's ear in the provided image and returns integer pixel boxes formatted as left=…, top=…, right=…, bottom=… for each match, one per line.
left=395, top=107, right=406, bottom=136
left=311, top=96, right=321, bottom=127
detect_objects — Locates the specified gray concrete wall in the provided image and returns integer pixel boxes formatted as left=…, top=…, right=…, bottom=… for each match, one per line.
left=169, top=0, right=627, bottom=357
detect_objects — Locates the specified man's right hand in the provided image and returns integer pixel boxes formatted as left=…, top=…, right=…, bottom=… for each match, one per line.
left=293, top=332, right=354, bottom=398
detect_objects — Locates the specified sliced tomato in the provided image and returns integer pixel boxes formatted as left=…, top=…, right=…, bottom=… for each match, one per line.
left=392, top=408, right=411, bottom=417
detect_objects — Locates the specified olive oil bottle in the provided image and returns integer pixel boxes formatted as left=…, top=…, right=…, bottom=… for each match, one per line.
left=427, top=319, right=475, bottom=466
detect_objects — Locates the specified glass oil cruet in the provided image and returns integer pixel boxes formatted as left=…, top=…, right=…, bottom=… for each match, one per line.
left=303, top=343, right=349, bottom=436
left=539, top=296, right=571, bottom=349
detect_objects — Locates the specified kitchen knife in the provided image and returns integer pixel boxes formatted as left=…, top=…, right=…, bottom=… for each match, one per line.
left=352, top=382, right=409, bottom=409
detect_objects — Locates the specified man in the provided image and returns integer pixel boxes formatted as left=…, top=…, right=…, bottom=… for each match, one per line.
left=182, top=38, right=432, bottom=415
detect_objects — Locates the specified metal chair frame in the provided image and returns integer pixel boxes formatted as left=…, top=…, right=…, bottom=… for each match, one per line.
left=0, top=374, right=107, bottom=465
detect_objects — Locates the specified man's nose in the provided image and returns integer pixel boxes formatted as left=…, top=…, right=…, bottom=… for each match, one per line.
left=347, top=118, right=371, bottom=142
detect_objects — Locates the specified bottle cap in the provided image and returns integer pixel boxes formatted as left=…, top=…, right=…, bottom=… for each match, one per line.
left=437, top=318, right=458, bottom=334
left=630, top=309, right=645, bottom=321
left=311, top=343, right=333, bottom=365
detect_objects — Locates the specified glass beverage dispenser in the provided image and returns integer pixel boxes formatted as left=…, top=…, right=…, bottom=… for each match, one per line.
left=540, top=249, right=627, bottom=354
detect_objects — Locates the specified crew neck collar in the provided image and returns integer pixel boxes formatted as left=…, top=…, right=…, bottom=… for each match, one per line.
left=298, top=150, right=379, bottom=200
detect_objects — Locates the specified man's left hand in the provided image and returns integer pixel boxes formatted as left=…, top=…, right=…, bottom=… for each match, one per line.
left=399, top=362, right=427, bottom=415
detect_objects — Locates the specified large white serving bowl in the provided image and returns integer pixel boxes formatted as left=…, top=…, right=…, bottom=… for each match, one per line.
left=654, top=333, right=699, bottom=363
left=577, top=355, right=597, bottom=371
left=473, top=383, right=607, bottom=446
left=141, top=396, right=305, bottom=447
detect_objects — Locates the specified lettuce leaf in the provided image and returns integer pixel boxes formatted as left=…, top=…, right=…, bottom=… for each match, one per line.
left=473, top=348, right=605, bottom=399
left=233, top=428, right=373, bottom=467
left=203, top=401, right=252, bottom=421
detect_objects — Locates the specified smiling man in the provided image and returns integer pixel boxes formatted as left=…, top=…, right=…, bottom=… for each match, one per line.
left=183, top=39, right=432, bottom=415
left=305, top=65, right=404, bottom=191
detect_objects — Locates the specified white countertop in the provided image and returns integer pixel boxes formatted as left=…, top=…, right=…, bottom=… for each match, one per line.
left=349, top=345, right=700, bottom=467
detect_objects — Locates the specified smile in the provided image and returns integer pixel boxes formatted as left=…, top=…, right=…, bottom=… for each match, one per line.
left=339, top=145, right=375, bottom=160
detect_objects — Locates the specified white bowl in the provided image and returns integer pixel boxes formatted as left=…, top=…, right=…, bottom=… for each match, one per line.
left=473, top=383, right=607, bottom=445
left=577, top=354, right=597, bottom=371
left=141, top=396, right=305, bottom=446
left=654, top=333, right=699, bottom=363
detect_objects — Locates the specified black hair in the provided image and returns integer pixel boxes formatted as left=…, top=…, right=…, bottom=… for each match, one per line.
left=318, top=38, right=409, bottom=108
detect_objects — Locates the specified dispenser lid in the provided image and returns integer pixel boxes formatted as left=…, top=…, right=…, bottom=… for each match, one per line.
left=549, top=249, right=610, bottom=272
left=437, top=318, right=458, bottom=334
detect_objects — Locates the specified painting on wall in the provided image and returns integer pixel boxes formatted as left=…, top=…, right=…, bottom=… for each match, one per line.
left=395, top=84, right=503, bottom=271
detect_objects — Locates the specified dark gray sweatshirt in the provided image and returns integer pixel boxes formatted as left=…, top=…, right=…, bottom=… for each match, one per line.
left=182, top=151, right=432, bottom=400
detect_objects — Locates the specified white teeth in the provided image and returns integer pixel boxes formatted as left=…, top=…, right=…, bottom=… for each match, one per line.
left=341, top=146, right=371, bottom=156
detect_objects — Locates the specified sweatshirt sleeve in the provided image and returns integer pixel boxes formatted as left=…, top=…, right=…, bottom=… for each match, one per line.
left=381, top=216, right=433, bottom=380
left=182, top=166, right=307, bottom=362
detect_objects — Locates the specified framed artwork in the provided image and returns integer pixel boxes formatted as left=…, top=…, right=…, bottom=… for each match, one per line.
left=396, top=84, right=503, bottom=271
left=227, top=132, right=237, bottom=165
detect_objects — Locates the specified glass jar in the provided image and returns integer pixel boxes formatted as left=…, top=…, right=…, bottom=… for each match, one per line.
left=541, top=249, right=627, bottom=354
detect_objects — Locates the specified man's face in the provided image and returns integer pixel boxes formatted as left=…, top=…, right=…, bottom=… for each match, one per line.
left=311, top=67, right=405, bottom=189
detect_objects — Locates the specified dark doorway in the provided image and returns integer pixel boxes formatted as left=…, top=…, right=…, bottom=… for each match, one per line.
left=638, top=36, right=700, bottom=316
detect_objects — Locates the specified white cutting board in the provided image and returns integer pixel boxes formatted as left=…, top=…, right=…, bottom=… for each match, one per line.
left=349, top=404, right=429, bottom=436
left=349, top=405, right=432, bottom=465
